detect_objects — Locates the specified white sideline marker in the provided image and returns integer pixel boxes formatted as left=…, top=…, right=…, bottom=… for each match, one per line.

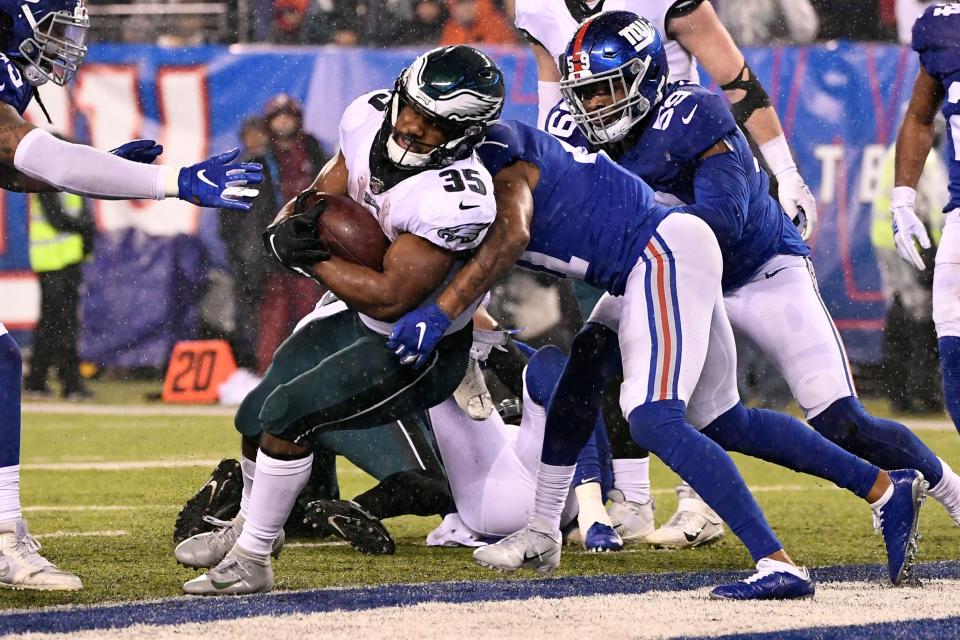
left=34, top=530, right=127, bottom=540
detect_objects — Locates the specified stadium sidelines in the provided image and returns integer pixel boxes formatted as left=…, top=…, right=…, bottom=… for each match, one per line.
left=2, top=562, right=959, bottom=639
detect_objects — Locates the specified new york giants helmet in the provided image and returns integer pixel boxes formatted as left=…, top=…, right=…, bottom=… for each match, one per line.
left=380, top=45, right=505, bottom=169
left=559, top=11, right=668, bottom=145
left=0, top=0, right=88, bottom=86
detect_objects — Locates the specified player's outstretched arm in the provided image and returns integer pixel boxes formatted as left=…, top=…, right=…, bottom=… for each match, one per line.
left=386, top=162, right=536, bottom=367
left=890, top=66, right=944, bottom=270
left=0, top=103, right=262, bottom=209
left=669, top=1, right=817, bottom=239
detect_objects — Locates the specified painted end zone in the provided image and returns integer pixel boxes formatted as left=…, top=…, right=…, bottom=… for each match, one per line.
left=3, top=562, right=960, bottom=638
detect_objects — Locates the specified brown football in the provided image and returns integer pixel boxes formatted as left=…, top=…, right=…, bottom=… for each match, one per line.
left=300, top=191, right=389, bottom=271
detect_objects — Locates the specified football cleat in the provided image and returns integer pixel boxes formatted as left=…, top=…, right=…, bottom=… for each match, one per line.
left=454, top=356, right=495, bottom=420
left=645, top=486, right=724, bottom=549
left=709, top=558, right=815, bottom=600
left=873, top=469, right=927, bottom=585
left=583, top=523, right=623, bottom=553
left=302, top=499, right=395, bottom=555
left=0, top=519, right=82, bottom=591
left=174, top=459, right=243, bottom=543
left=182, top=545, right=272, bottom=596
left=473, top=525, right=561, bottom=574
left=607, top=489, right=655, bottom=542
left=174, top=514, right=284, bottom=569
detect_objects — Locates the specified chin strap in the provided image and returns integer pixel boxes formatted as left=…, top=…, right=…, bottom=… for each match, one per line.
left=32, top=90, right=52, bottom=125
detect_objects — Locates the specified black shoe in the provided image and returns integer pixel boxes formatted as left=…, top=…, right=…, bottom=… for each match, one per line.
left=174, top=459, right=243, bottom=543
left=302, top=499, right=395, bottom=555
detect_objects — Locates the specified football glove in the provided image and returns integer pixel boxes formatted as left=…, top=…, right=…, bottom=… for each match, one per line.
left=891, top=186, right=931, bottom=271
left=387, top=303, right=452, bottom=369
left=178, top=148, right=263, bottom=211
left=262, top=200, right=331, bottom=281
left=109, top=139, right=163, bottom=164
left=777, top=168, right=818, bottom=241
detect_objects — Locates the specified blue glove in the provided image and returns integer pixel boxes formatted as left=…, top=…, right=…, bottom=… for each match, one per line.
left=178, top=148, right=263, bottom=211
left=386, top=303, right=452, bottom=369
left=109, top=139, right=163, bottom=164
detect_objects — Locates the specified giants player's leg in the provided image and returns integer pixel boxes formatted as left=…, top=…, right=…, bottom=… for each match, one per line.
left=0, top=327, right=81, bottom=590
left=724, top=254, right=960, bottom=523
left=935, top=211, right=960, bottom=435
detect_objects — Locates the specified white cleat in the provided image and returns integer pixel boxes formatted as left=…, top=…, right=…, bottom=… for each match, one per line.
left=0, top=519, right=82, bottom=591
left=454, top=356, right=495, bottom=420
left=183, top=545, right=273, bottom=596
left=607, top=489, right=655, bottom=543
left=174, top=514, right=283, bottom=569
left=645, top=485, right=724, bottom=549
left=473, top=525, right=561, bottom=574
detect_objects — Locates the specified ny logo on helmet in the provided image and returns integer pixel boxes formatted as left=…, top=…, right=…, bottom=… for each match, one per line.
left=619, top=19, right=655, bottom=52
left=437, top=222, right=490, bottom=244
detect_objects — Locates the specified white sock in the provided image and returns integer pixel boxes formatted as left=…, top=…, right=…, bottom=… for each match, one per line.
left=928, top=458, right=960, bottom=515
left=575, top=481, right=613, bottom=529
left=239, top=455, right=257, bottom=518
left=0, top=465, right=22, bottom=524
left=235, top=450, right=313, bottom=556
left=530, top=462, right=575, bottom=535
left=869, top=482, right=894, bottom=510
left=612, top=458, right=650, bottom=504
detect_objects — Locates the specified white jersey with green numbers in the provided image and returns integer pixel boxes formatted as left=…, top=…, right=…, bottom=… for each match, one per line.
left=337, top=90, right=497, bottom=337
left=514, top=0, right=701, bottom=84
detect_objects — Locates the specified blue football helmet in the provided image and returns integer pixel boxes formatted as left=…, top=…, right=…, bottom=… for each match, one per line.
left=0, top=0, right=89, bottom=86
left=559, top=11, right=668, bottom=145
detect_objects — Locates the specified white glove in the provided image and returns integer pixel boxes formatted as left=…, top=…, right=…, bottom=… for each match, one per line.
left=777, top=168, right=818, bottom=241
left=891, top=186, right=931, bottom=271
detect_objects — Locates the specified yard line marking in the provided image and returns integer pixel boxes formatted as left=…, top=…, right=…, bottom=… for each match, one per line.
left=23, top=505, right=176, bottom=512
left=33, top=530, right=127, bottom=540
left=285, top=542, right=350, bottom=548
left=22, top=459, right=223, bottom=471
left=22, top=403, right=236, bottom=417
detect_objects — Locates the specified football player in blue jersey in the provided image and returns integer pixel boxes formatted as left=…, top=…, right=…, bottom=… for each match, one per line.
left=387, top=21, right=929, bottom=598
left=545, top=10, right=960, bottom=535
left=891, top=2, right=960, bottom=436
left=0, top=0, right=262, bottom=590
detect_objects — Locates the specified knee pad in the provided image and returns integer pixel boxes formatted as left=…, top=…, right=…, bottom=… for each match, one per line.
left=627, top=400, right=687, bottom=455
left=524, top=345, right=567, bottom=407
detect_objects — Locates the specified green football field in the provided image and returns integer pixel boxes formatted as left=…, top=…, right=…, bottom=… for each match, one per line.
left=7, top=397, right=960, bottom=610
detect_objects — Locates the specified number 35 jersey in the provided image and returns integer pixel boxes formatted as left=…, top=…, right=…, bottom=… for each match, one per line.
left=913, top=3, right=960, bottom=213
left=337, top=90, right=497, bottom=335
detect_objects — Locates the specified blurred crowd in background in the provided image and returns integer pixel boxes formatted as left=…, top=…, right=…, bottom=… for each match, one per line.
left=91, top=0, right=938, bottom=47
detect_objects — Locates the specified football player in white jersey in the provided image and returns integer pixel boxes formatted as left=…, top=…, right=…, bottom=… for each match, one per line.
left=177, top=45, right=505, bottom=596
left=514, top=0, right=817, bottom=549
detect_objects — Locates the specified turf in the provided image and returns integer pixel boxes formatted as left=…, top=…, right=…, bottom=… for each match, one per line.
left=6, top=408, right=960, bottom=610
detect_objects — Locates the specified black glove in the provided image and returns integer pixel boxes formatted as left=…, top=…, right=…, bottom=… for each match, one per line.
left=262, top=194, right=331, bottom=279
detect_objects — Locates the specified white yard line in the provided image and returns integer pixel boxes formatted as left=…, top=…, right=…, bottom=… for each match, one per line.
left=22, top=403, right=235, bottom=417
left=284, top=542, right=350, bottom=548
left=22, top=505, right=175, bottom=512
left=33, top=530, right=127, bottom=540
left=22, top=460, right=222, bottom=471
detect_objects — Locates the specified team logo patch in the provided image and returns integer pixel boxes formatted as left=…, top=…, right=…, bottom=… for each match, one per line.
left=437, top=222, right=490, bottom=245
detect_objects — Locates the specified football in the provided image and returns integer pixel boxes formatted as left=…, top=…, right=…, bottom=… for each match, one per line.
left=299, top=191, right=390, bottom=271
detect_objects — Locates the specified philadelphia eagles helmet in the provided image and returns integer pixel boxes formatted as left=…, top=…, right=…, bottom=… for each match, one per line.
left=381, top=45, right=505, bottom=169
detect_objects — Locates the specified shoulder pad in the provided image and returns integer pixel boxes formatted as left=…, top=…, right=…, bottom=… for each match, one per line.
left=653, top=84, right=737, bottom=160
left=475, top=121, right=526, bottom=176
left=913, top=4, right=960, bottom=54
left=543, top=100, right=591, bottom=149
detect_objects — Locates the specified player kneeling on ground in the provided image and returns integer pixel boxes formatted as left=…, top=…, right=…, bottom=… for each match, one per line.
left=177, top=45, right=504, bottom=596
left=0, top=0, right=261, bottom=591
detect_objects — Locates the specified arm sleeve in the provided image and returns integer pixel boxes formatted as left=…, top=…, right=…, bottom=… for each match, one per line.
left=689, top=140, right=750, bottom=248
left=14, top=128, right=169, bottom=200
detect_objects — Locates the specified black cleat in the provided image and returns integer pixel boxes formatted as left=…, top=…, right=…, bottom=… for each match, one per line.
left=174, top=459, right=243, bottom=544
left=302, top=499, right=395, bottom=555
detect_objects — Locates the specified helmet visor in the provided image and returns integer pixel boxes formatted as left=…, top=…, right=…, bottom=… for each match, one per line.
left=20, top=3, right=89, bottom=86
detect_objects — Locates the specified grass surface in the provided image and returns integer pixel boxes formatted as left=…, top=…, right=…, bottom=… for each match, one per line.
left=6, top=406, right=960, bottom=610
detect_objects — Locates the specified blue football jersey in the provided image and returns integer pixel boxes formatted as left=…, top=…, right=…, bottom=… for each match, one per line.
left=546, top=83, right=809, bottom=291
left=476, top=120, right=671, bottom=296
left=0, top=54, right=35, bottom=115
left=913, top=3, right=960, bottom=213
